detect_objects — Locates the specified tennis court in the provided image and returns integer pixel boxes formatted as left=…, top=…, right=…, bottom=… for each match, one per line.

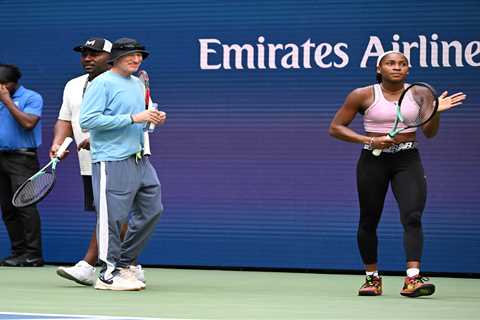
left=1, top=266, right=478, bottom=319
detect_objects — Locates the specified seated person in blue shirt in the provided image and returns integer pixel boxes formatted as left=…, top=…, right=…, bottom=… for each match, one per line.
left=0, top=64, right=44, bottom=267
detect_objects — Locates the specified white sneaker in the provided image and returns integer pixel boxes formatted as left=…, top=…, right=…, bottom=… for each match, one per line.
left=56, top=260, right=96, bottom=286
left=119, top=268, right=146, bottom=289
left=129, top=265, right=145, bottom=283
left=94, top=273, right=144, bottom=291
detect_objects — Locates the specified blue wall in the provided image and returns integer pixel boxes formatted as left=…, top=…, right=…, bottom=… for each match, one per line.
left=1, top=0, right=479, bottom=272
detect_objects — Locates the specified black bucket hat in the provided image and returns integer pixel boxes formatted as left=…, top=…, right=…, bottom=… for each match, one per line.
left=109, top=38, right=149, bottom=64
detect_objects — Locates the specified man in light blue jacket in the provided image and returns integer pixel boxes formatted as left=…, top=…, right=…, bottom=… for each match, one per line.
left=80, top=38, right=166, bottom=291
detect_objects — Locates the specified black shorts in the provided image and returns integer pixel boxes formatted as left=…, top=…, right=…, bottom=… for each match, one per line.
left=82, top=175, right=95, bottom=212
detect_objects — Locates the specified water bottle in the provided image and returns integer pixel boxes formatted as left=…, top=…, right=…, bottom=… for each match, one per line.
left=144, top=103, right=158, bottom=133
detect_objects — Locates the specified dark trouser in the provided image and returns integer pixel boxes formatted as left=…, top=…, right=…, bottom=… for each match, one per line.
left=356, top=149, right=426, bottom=265
left=82, top=175, right=95, bottom=212
left=0, top=152, right=42, bottom=258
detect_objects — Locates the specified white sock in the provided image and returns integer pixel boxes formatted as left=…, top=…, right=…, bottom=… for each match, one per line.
left=366, top=271, right=379, bottom=277
left=406, top=268, right=420, bottom=277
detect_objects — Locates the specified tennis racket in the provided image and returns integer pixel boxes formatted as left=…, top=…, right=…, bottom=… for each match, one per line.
left=138, top=70, right=156, bottom=133
left=138, top=70, right=155, bottom=156
left=12, top=137, right=73, bottom=208
left=372, top=82, right=439, bottom=156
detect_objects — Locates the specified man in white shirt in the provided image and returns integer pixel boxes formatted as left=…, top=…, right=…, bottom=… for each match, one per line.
left=50, top=37, right=144, bottom=286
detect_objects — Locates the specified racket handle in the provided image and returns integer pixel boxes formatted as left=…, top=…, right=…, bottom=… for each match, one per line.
left=144, top=103, right=158, bottom=133
left=143, top=131, right=151, bottom=156
left=147, top=122, right=156, bottom=133
left=56, top=137, right=73, bottom=159
left=372, top=134, right=395, bottom=156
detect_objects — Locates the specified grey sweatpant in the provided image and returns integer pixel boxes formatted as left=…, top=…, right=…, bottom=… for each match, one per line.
left=92, top=155, right=163, bottom=280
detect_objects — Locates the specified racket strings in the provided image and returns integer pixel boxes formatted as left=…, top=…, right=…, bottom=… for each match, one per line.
left=13, top=173, right=55, bottom=207
left=417, top=96, right=436, bottom=125
left=403, top=85, right=438, bottom=127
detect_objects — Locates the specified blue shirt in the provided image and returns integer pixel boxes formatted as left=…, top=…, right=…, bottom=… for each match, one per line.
left=0, top=86, right=43, bottom=150
left=79, top=71, right=145, bottom=162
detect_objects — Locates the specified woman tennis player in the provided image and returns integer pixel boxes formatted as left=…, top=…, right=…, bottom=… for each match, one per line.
left=329, top=51, right=466, bottom=297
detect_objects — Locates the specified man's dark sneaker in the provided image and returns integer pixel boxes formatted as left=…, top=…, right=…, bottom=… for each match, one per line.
left=1, top=254, right=44, bottom=267
left=358, top=275, right=382, bottom=296
left=400, top=276, right=435, bottom=298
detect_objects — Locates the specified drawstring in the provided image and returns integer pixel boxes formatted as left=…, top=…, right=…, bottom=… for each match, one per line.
left=135, top=151, right=142, bottom=164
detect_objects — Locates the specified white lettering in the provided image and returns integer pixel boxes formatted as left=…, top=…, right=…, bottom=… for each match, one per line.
left=257, top=36, right=266, bottom=69
left=430, top=34, right=440, bottom=67
left=465, top=41, right=480, bottom=67
left=301, top=39, right=315, bottom=69
left=402, top=41, right=418, bottom=66
left=199, top=39, right=222, bottom=70
left=360, top=36, right=384, bottom=68
left=314, top=43, right=333, bottom=68
left=419, top=35, right=428, bottom=67
left=334, top=43, right=349, bottom=68
left=223, top=44, right=255, bottom=69
left=392, top=34, right=401, bottom=52
left=441, top=40, right=464, bottom=67
left=198, top=35, right=479, bottom=70
left=281, top=44, right=300, bottom=69
left=268, top=43, right=283, bottom=69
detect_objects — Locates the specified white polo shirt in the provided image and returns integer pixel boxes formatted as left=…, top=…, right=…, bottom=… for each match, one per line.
left=58, top=74, right=92, bottom=176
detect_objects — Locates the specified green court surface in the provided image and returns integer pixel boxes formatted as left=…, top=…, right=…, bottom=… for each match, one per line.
left=0, top=266, right=479, bottom=319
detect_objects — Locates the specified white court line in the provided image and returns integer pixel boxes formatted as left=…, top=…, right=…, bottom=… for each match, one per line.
left=0, top=312, right=203, bottom=320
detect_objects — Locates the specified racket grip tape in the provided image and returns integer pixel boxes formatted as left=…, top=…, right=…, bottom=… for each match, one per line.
left=56, top=137, right=74, bottom=159
left=372, top=134, right=394, bottom=156
left=144, top=103, right=158, bottom=133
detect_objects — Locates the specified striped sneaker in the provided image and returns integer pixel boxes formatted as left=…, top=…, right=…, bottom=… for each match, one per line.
left=358, top=275, right=382, bottom=296
left=400, top=276, right=435, bottom=298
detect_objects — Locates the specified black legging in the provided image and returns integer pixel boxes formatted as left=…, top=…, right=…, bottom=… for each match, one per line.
left=356, top=148, right=427, bottom=265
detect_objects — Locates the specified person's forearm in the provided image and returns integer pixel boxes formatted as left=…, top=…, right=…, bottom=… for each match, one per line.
left=52, top=120, right=74, bottom=145
left=422, top=114, right=440, bottom=138
left=3, top=99, right=39, bottom=130
left=80, top=112, right=132, bottom=131
left=329, top=124, right=370, bottom=144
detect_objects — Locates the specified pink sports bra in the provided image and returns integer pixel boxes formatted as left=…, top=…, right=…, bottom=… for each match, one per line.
left=363, top=84, right=418, bottom=134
